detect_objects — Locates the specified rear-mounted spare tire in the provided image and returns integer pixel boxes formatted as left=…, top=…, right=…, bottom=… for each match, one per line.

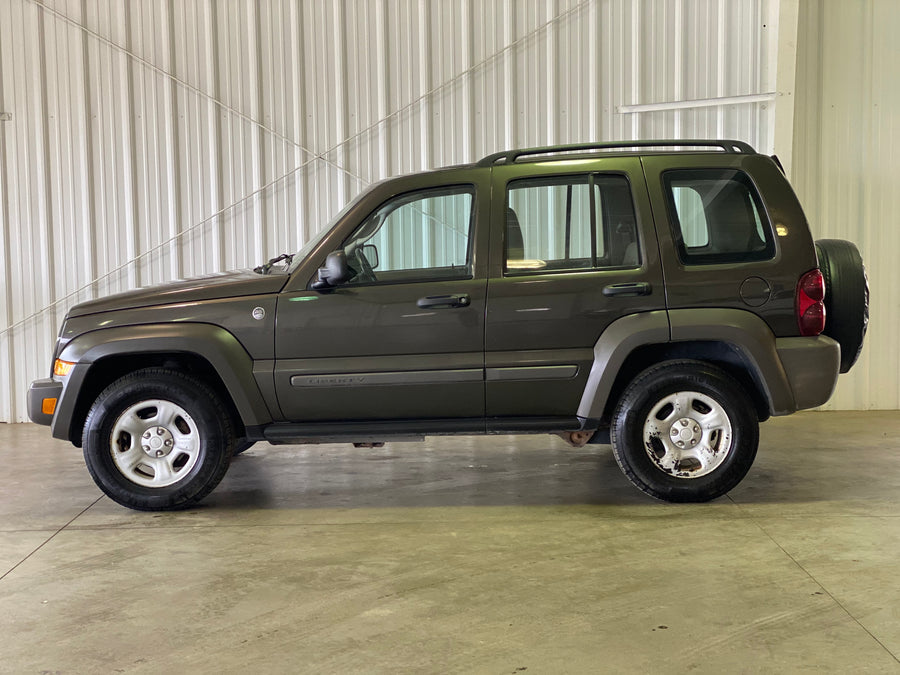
left=815, top=239, right=869, bottom=373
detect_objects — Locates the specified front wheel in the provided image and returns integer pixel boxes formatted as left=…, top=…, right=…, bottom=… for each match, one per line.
left=82, top=368, right=234, bottom=511
left=611, top=360, right=759, bottom=502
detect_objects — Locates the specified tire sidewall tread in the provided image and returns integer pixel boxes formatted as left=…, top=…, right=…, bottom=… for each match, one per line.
left=83, top=367, right=234, bottom=511
left=611, top=360, right=759, bottom=503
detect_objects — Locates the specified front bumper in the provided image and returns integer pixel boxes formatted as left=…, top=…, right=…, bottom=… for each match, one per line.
left=27, top=378, right=64, bottom=426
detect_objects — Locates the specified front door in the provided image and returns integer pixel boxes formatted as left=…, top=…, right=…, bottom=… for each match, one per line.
left=274, top=183, right=487, bottom=425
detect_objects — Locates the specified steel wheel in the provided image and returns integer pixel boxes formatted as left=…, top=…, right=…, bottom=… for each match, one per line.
left=611, top=360, right=758, bottom=503
left=110, top=399, right=201, bottom=488
left=642, top=391, right=733, bottom=479
left=83, top=368, right=234, bottom=511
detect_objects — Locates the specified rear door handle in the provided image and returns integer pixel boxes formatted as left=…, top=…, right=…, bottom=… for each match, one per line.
left=416, top=293, right=471, bottom=309
left=602, top=282, right=652, bottom=297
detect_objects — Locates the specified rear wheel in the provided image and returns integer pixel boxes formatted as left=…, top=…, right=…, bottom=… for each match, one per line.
left=83, top=368, right=234, bottom=511
left=611, top=360, right=758, bottom=502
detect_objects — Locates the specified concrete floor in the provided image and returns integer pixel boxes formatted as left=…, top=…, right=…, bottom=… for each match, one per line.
left=1, top=412, right=899, bottom=673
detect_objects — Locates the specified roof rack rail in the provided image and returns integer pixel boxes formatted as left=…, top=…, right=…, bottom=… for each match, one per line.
left=476, top=139, right=756, bottom=167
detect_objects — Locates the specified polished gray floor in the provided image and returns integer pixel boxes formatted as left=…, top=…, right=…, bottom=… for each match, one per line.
left=1, top=412, right=899, bottom=673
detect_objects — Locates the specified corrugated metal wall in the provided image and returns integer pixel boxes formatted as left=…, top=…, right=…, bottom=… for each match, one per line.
left=1, top=0, right=782, bottom=422
left=792, top=0, right=899, bottom=410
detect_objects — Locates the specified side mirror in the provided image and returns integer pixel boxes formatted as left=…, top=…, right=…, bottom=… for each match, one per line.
left=361, top=244, right=379, bottom=269
left=311, top=250, right=351, bottom=290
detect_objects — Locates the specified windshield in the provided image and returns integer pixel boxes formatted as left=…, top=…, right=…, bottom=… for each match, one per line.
left=286, top=190, right=370, bottom=274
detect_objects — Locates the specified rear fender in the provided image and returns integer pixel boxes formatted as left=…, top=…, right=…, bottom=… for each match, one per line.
left=577, top=309, right=798, bottom=423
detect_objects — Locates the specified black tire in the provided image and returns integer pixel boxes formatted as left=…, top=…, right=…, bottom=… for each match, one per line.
left=82, top=368, right=234, bottom=511
left=233, top=439, right=256, bottom=456
left=815, top=239, right=869, bottom=373
left=611, top=360, right=759, bottom=503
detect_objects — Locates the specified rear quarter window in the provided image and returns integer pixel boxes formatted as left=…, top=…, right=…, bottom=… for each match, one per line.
left=664, top=169, right=775, bottom=264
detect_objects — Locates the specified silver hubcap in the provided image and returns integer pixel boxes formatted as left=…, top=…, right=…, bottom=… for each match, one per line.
left=642, top=391, right=733, bottom=479
left=110, top=400, right=201, bottom=488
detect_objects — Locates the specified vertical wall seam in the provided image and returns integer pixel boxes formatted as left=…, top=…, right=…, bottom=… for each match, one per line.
left=0, top=11, right=16, bottom=420
left=376, top=0, right=389, bottom=177
left=123, top=0, right=140, bottom=289
left=252, top=0, right=267, bottom=260
left=165, top=0, right=184, bottom=280
left=209, top=0, right=224, bottom=271
left=546, top=0, right=557, bottom=145
left=418, top=0, right=432, bottom=167
left=335, top=0, right=350, bottom=202
left=503, top=0, right=515, bottom=148
left=36, top=7, right=56, bottom=319
left=30, top=4, right=58, bottom=422
left=293, top=2, right=309, bottom=245
left=79, top=0, right=98, bottom=300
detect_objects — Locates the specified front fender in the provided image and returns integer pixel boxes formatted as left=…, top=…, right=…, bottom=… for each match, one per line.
left=52, top=323, right=273, bottom=441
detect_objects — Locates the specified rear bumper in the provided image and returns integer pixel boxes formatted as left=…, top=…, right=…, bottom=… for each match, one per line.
left=27, top=378, right=64, bottom=426
left=776, top=336, right=841, bottom=411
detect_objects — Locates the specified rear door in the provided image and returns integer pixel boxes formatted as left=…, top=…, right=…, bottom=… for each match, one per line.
left=484, top=157, right=666, bottom=424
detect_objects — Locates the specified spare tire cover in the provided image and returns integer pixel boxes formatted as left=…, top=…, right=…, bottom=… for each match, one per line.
left=815, top=239, right=869, bottom=373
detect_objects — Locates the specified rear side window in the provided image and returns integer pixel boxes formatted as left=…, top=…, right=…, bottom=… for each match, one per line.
left=664, top=169, right=774, bottom=264
left=505, top=174, right=640, bottom=274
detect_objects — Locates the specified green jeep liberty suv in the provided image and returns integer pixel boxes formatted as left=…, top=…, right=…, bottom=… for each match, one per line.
left=28, top=140, right=869, bottom=511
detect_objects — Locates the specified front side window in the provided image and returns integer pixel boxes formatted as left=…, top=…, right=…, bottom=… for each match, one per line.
left=505, top=174, right=640, bottom=274
left=342, top=186, right=474, bottom=284
left=664, top=169, right=774, bottom=264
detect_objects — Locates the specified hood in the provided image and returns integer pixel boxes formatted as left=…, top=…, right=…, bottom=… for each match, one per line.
left=67, top=270, right=288, bottom=317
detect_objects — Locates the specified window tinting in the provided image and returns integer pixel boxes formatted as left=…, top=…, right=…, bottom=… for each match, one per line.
left=664, top=169, right=774, bottom=264
left=505, top=174, right=639, bottom=274
left=342, top=186, right=474, bottom=285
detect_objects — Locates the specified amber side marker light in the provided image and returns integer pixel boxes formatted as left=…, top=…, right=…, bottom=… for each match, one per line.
left=42, top=398, right=57, bottom=415
left=53, top=359, right=75, bottom=376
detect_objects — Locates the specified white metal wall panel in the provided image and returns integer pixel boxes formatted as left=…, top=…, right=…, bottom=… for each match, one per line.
left=0, top=0, right=780, bottom=422
left=792, top=0, right=900, bottom=410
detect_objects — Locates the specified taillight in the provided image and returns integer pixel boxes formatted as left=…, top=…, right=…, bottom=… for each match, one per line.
left=797, top=269, right=826, bottom=336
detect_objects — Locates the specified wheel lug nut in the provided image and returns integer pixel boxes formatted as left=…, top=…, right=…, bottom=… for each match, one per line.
left=143, top=431, right=150, bottom=439
left=157, top=428, right=164, bottom=435
left=164, top=440, right=172, bottom=447
left=680, top=420, right=688, bottom=427
left=156, top=450, right=164, bottom=457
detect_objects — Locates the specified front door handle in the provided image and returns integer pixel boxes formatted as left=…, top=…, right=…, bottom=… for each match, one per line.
left=602, top=282, right=652, bottom=297
left=417, top=294, right=471, bottom=309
